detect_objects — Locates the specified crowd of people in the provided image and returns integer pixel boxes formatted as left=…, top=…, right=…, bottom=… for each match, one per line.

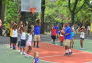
left=0, top=19, right=91, bottom=63
left=9, top=20, right=41, bottom=63
left=51, top=23, right=90, bottom=55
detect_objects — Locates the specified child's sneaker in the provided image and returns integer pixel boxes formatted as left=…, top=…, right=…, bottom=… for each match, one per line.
left=10, top=46, right=12, bottom=49
left=25, top=54, right=30, bottom=57
left=23, top=52, right=26, bottom=55
left=69, top=52, right=73, bottom=55
left=20, top=52, right=23, bottom=55
left=80, top=48, right=85, bottom=50
left=36, top=46, right=40, bottom=48
left=13, top=46, right=16, bottom=50
left=64, top=53, right=69, bottom=56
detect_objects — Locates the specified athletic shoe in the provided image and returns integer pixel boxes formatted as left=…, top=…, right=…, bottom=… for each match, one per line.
left=25, top=54, right=30, bottom=57
left=80, top=48, right=85, bottom=50
left=20, top=52, right=23, bottom=55
left=23, top=52, right=26, bottom=55
left=64, top=53, right=69, bottom=56
left=69, top=52, right=73, bottom=55
left=10, top=46, right=12, bottom=49
left=13, top=46, right=16, bottom=50
left=36, top=46, right=39, bottom=48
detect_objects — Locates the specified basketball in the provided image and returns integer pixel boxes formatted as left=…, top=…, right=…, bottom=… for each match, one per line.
left=61, top=30, right=65, bottom=34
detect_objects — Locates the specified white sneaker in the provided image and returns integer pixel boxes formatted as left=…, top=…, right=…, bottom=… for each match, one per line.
left=23, top=52, right=26, bottom=55
left=25, top=54, right=31, bottom=57
left=80, top=48, right=85, bottom=50
left=20, top=52, right=23, bottom=55
left=16, top=50, right=20, bottom=52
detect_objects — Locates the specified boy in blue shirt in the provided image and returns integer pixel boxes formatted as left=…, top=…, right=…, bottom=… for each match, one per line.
left=33, top=23, right=41, bottom=48
left=33, top=52, right=40, bottom=63
left=64, top=23, right=72, bottom=56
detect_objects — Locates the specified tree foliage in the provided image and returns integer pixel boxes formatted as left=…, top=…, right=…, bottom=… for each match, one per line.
left=45, top=0, right=70, bottom=24
left=5, top=0, right=20, bottom=23
left=45, top=0, right=92, bottom=25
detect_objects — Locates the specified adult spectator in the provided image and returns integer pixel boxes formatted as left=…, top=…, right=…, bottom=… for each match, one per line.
left=63, top=23, right=72, bottom=56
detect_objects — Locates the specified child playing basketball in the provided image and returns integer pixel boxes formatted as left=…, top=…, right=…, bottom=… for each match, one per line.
left=59, top=30, right=64, bottom=46
left=63, top=23, right=72, bottom=56
left=25, top=30, right=32, bottom=55
left=32, top=52, right=40, bottom=63
left=12, top=25, right=18, bottom=50
left=20, top=27, right=27, bottom=55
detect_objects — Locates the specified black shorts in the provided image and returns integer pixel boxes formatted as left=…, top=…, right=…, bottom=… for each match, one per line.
left=51, top=35, right=56, bottom=39
left=80, top=38, right=84, bottom=40
left=10, top=37, right=13, bottom=43
left=20, top=40, right=26, bottom=48
left=12, top=37, right=17, bottom=44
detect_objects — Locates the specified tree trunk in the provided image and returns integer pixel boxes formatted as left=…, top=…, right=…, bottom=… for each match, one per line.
left=0, top=0, right=2, bottom=19
left=0, top=0, right=5, bottom=21
left=41, top=0, right=45, bottom=34
left=71, top=13, right=75, bottom=24
left=68, top=0, right=85, bottom=24
left=41, top=12, right=45, bottom=34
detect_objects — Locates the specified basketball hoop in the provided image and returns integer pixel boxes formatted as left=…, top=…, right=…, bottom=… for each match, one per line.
left=30, top=8, right=36, bottom=14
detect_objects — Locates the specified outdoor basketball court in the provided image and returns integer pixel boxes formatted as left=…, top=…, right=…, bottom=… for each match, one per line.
left=0, top=39, right=92, bottom=63
left=30, top=41, right=92, bottom=63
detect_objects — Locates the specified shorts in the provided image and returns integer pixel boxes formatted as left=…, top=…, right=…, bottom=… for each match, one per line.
left=34, top=35, right=40, bottom=41
left=80, top=38, right=84, bottom=40
left=64, top=39, right=71, bottom=47
left=20, top=40, right=26, bottom=48
left=26, top=41, right=32, bottom=46
left=51, top=35, right=56, bottom=39
left=10, top=37, right=13, bottom=43
left=12, top=37, right=17, bottom=44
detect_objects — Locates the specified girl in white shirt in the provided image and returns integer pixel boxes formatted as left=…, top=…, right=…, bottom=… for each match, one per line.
left=12, top=25, right=18, bottom=50
left=20, top=27, right=27, bottom=54
left=80, top=28, right=85, bottom=49
left=25, top=31, right=32, bottom=55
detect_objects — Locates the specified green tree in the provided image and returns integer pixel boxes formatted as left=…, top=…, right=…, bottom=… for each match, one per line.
left=67, top=0, right=86, bottom=24
left=5, top=0, right=20, bottom=23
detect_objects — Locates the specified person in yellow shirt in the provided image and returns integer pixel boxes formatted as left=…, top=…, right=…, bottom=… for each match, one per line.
left=9, top=21, right=14, bottom=48
left=10, top=27, right=13, bottom=48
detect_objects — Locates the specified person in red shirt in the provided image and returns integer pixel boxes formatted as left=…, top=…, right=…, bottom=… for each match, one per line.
left=59, top=30, right=65, bottom=46
left=51, top=27, right=57, bottom=44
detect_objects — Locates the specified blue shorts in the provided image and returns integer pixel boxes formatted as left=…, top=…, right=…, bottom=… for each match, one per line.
left=20, top=40, right=26, bottom=48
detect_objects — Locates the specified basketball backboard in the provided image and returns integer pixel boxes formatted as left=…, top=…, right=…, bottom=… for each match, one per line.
left=21, top=0, right=41, bottom=12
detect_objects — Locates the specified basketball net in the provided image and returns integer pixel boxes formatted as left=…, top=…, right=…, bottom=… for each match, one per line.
left=30, top=8, right=36, bottom=14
